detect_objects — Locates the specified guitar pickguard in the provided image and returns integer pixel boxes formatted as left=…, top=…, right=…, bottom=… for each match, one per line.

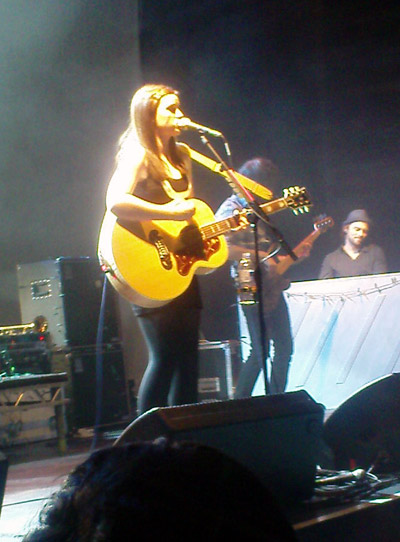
left=175, top=238, right=221, bottom=275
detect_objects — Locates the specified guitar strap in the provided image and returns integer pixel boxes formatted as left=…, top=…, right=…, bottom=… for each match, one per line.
left=188, top=147, right=274, bottom=201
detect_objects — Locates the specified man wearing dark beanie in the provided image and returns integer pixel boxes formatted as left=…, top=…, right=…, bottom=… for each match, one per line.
left=319, top=209, right=387, bottom=279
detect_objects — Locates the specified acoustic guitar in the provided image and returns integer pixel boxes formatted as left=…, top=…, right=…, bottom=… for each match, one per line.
left=98, top=186, right=311, bottom=308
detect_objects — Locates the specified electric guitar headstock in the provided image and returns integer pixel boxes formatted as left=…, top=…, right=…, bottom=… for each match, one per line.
left=282, top=186, right=312, bottom=215
left=313, top=214, right=334, bottom=233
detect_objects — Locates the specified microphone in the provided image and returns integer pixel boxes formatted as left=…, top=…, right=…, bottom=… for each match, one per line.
left=316, top=468, right=366, bottom=485
left=176, top=117, right=223, bottom=137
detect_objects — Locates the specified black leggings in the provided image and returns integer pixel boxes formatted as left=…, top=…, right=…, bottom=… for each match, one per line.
left=136, top=306, right=201, bottom=415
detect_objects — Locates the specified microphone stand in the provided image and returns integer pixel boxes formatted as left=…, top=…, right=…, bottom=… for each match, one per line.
left=199, top=133, right=297, bottom=396
left=250, top=216, right=270, bottom=395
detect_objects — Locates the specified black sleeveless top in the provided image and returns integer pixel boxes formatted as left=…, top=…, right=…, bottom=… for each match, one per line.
left=133, top=173, right=189, bottom=203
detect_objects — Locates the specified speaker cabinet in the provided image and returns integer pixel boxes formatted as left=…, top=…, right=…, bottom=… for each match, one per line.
left=116, top=390, right=324, bottom=506
left=323, top=373, right=400, bottom=473
left=17, top=257, right=120, bottom=348
left=70, top=344, right=129, bottom=429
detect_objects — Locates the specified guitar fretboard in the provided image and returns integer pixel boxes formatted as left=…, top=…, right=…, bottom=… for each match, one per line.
left=200, top=197, right=296, bottom=240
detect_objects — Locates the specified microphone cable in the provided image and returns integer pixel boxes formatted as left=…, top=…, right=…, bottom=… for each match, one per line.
left=90, top=274, right=108, bottom=452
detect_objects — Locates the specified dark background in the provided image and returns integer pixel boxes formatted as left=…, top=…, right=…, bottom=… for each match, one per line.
left=1, top=0, right=399, bottom=341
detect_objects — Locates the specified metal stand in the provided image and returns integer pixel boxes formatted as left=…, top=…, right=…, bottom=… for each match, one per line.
left=198, top=134, right=296, bottom=395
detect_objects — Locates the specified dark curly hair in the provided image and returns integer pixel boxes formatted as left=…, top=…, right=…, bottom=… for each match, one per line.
left=22, top=439, right=296, bottom=541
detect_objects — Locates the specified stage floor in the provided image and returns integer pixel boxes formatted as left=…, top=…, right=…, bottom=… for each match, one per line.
left=0, top=435, right=115, bottom=541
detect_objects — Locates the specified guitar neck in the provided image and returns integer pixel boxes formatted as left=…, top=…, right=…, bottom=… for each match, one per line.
left=200, top=196, right=294, bottom=240
left=274, top=228, right=322, bottom=276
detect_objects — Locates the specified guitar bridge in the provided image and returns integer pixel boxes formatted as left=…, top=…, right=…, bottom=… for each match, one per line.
left=175, top=238, right=221, bottom=276
left=149, top=230, right=173, bottom=270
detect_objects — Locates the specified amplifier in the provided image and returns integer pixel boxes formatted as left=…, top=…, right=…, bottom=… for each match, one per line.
left=68, top=343, right=129, bottom=429
left=17, top=257, right=120, bottom=348
left=198, top=340, right=233, bottom=401
left=0, top=333, right=50, bottom=376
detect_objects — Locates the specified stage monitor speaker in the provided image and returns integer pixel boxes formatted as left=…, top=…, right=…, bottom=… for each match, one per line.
left=0, top=451, right=8, bottom=518
left=323, top=373, right=400, bottom=473
left=115, top=390, right=324, bottom=506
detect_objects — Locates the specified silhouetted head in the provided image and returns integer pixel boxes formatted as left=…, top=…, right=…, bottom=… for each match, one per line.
left=23, top=439, right=296, bottom=541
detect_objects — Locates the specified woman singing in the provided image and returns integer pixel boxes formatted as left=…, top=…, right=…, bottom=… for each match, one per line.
left=102, top=84, right=202, bottom=415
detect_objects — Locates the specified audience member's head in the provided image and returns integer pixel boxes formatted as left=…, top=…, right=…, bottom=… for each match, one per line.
left=23, top=438, right=296, bottom=541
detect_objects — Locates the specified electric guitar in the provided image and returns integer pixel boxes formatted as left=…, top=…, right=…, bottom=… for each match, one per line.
left=98, top=186, right=311, bottom=308
left=261, top=215, right=334, bottom=312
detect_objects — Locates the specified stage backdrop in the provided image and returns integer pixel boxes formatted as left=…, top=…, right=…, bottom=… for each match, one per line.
left=253, top=272, right=400, bottom=410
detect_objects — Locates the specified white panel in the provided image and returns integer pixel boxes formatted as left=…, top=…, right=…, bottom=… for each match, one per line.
left=16, top=260, right=67, bottom=348
left=253, top=272, right=400, bottom=409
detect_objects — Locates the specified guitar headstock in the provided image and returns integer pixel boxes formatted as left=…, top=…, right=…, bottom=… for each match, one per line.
left=282, top=186, right=312, bottom=215
left=313, top=214, right=334, bottom=233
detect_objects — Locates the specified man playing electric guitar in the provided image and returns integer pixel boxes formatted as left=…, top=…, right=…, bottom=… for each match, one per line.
left=215, top=158, right=327, bottom=398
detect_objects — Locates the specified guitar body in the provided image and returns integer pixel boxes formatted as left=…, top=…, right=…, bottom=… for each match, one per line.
left=98, top=198, right=228, bottom=308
